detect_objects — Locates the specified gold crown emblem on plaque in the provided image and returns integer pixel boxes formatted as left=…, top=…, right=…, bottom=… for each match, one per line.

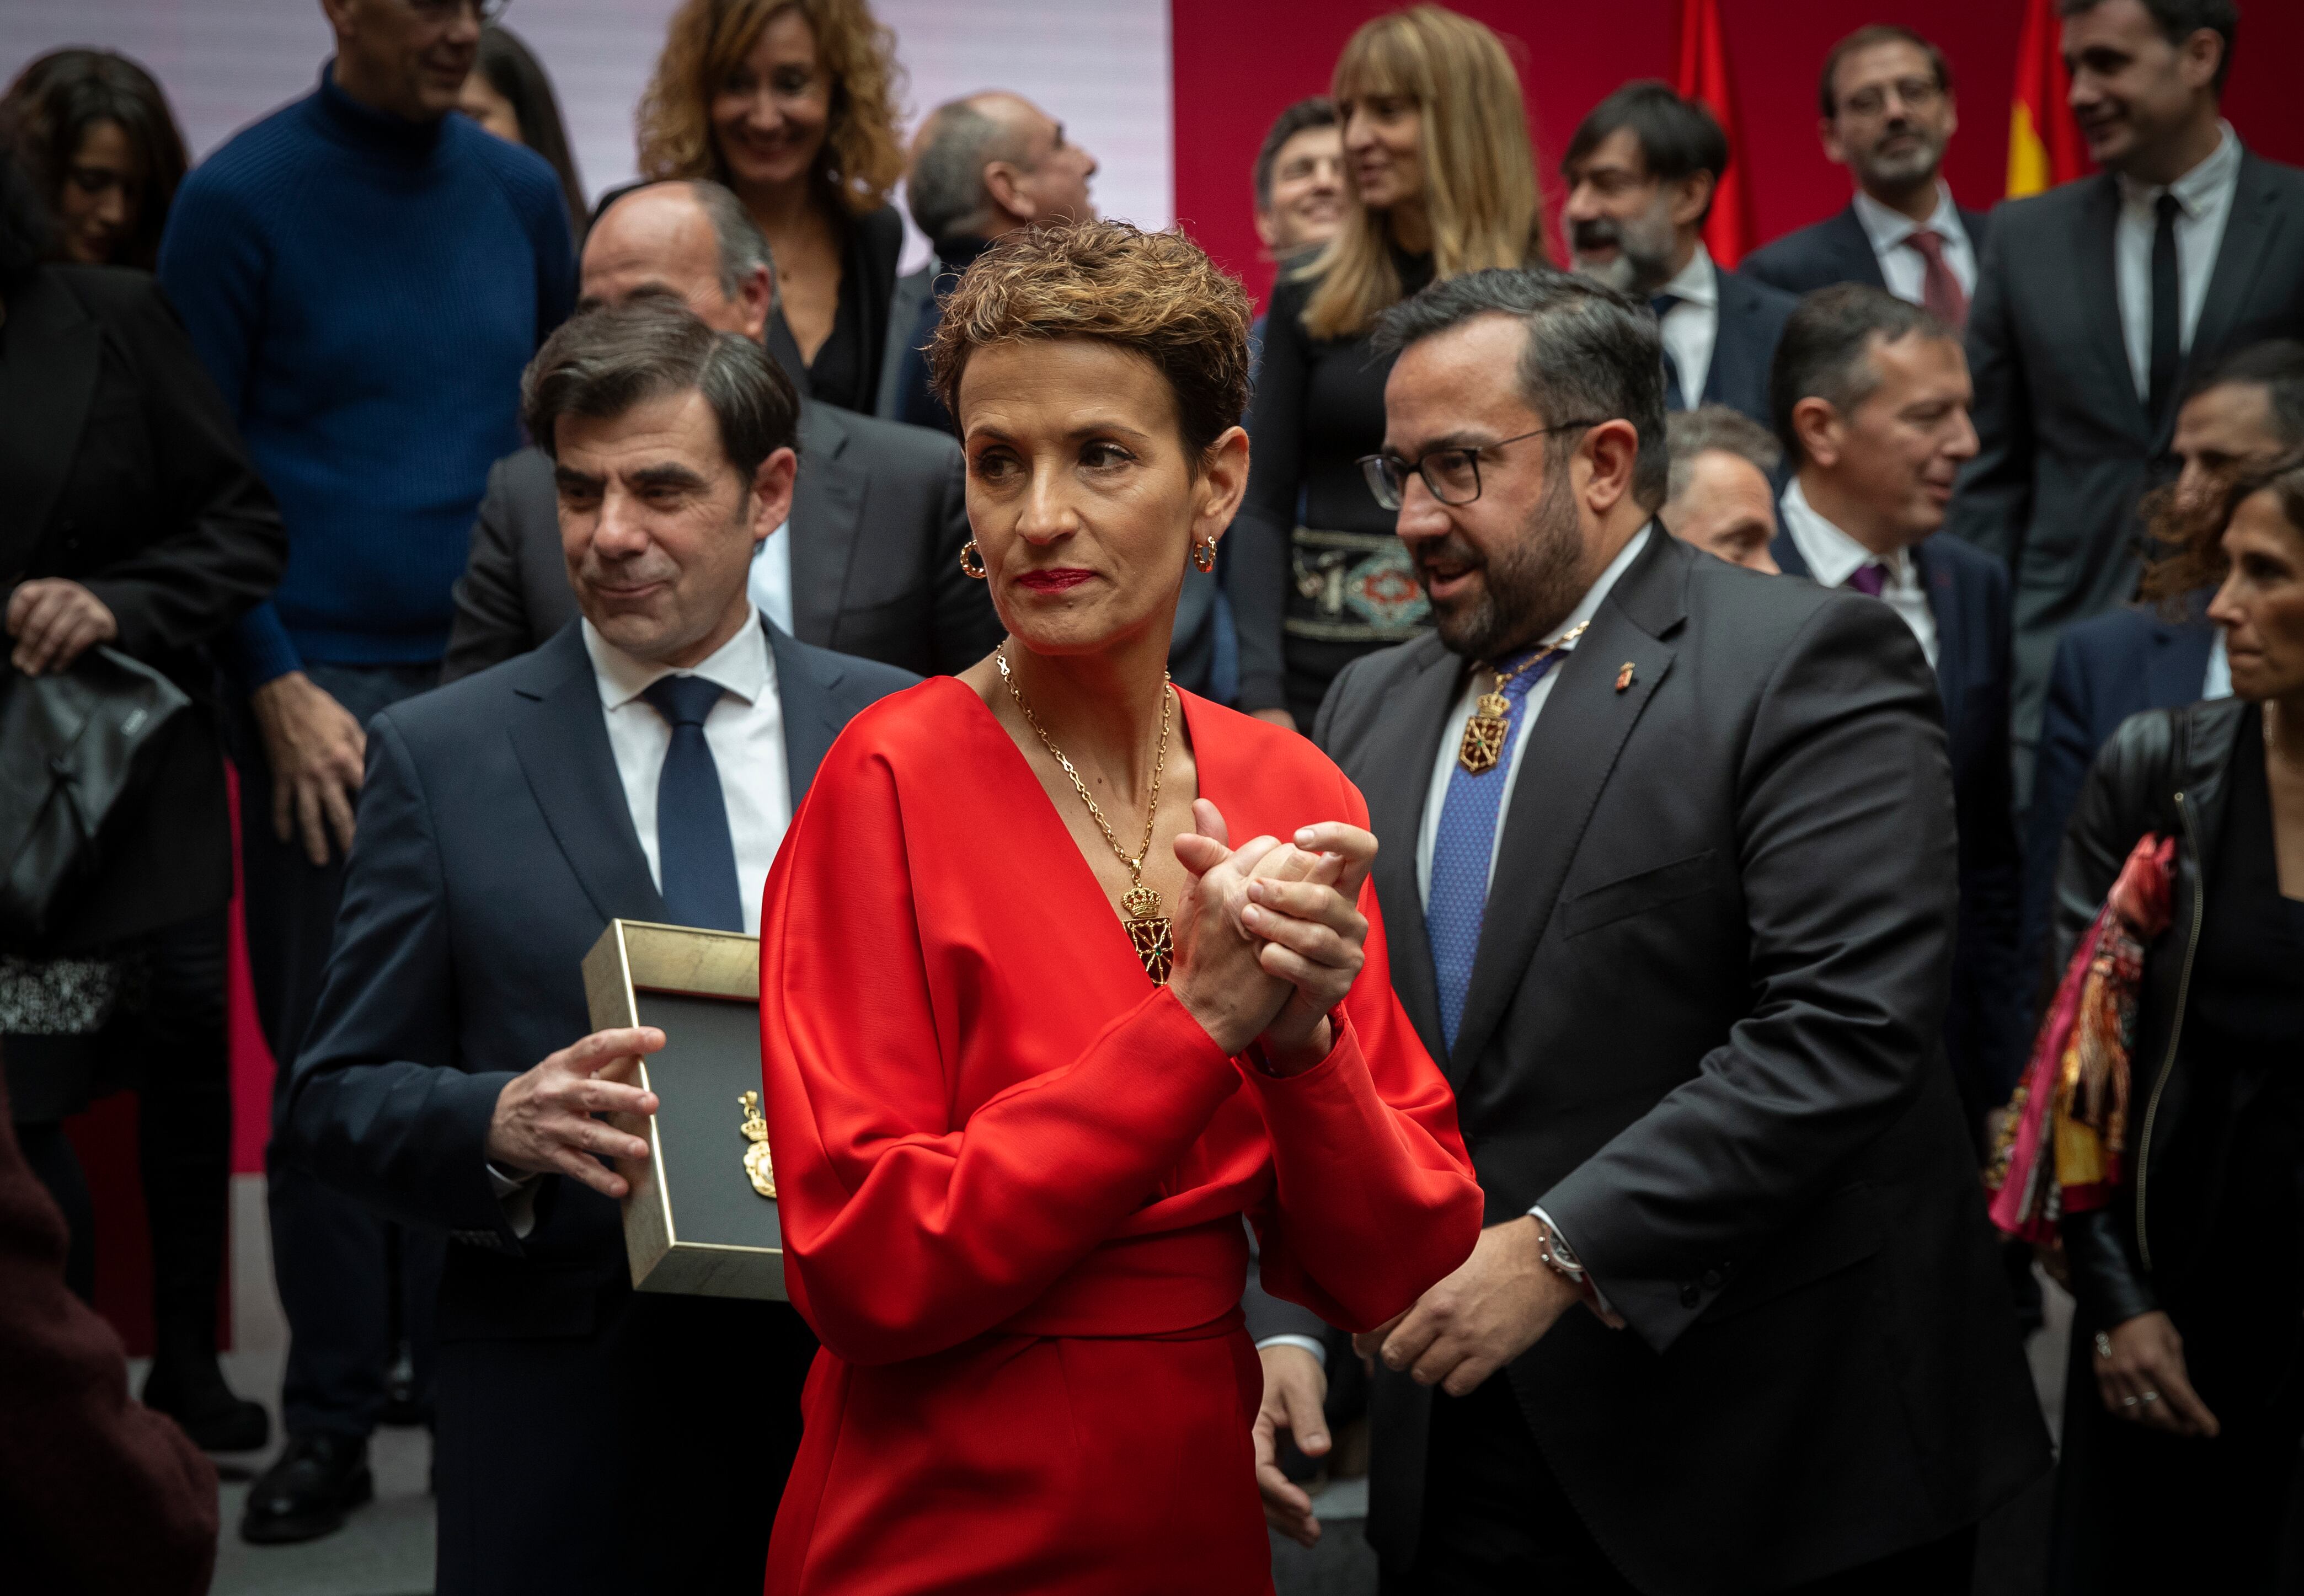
left=738, top=1090, right=776, bottom=1199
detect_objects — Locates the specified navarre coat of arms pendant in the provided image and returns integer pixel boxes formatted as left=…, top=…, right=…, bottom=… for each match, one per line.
left=738, top=1090, right=776, bottom=1199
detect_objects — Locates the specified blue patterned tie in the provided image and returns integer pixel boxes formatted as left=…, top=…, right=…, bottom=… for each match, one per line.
left=642, top=674, right=745, bottom=933
left=1650, top=293, right=1687, bottom=410
left=1427, top=645, right=1571, bottom=1053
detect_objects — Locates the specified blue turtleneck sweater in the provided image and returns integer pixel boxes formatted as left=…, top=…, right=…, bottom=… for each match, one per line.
left=158, top=65, right=575, bottom=684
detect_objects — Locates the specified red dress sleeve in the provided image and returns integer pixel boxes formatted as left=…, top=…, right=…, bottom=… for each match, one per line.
left=1240, top=775, right=1484, bottom=1330
left=759, top=736, right=1248, bottom=1366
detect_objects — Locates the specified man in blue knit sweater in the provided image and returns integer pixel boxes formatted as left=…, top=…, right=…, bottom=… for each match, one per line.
left=157, top=0, right=574, bottom=1544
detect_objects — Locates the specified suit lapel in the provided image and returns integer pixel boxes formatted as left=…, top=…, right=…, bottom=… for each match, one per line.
left=1701, top=273, right=1750, bottom=407
left=1770, top=523, right=1812, bottom=580
left=788, top=402, right=864, bottom=648
left=1361, top=642, right=1460, bottom=1065
left=2172, top=150, right=2287, bottom=446
left=1916, top=543, right=1965, bottom=727
left=2072, top=176, right=2150, bottom=441
left=0, top=274, right=103, bottom=574
left=766, top=619, right=847, bottom=800
left=505, top=625, right=667, bottom=925
left=2146, top=613, right=2215, bottom=708
left=1448, top=531, right=1684, bottom=1080
left=1829, top=206, right=1888, bottom=290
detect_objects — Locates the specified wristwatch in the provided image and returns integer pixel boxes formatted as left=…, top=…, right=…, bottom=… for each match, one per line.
left=1533, top=1215, right=1589, bottom=1289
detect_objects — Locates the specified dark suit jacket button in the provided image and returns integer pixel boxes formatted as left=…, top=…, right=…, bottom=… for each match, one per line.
left=1679, top=1284, right=1702, bottom=1310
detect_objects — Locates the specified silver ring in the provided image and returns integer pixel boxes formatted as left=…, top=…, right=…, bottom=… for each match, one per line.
left=2140, top=1391, right=2160, bottom=1403
left=2095, top=1332, right=2114, bottom=1360
left=2122, top=1395, right=2140, bottom=1407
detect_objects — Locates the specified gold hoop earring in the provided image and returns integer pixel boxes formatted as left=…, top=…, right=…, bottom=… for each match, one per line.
left=959, top=540, right=987, bottom=580
left=1192, top=539, right=1217, bottom=574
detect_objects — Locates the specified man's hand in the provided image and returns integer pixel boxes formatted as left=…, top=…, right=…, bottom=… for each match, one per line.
left=486, top=1027, right=665, bottom=1199
left=2096, top=1310, right=2220, bottom=1438
left=1253, top=1343, right=1330, bottom=1548
left=1355, top=1218, right=1580, bottom=1397
left=7, top=579, right=117, bottom=676
left=251, top=671, right=368, bottom=866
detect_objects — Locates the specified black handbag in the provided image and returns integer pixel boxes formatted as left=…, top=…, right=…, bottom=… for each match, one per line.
left=0, top=646, right=191, bottom=946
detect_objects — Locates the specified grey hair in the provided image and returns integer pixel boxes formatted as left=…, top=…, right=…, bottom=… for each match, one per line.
left=1769, top=284, right=1952, bottom=465
left=1373, top=266, right=1671, bottom=508
left=1665, top=405, right=1782, bottom=503
left=682, top=179, right=773, bottom=301
left=906, top=97, right=1028, bottom=241
left=521, top=296, right=800, bottom=479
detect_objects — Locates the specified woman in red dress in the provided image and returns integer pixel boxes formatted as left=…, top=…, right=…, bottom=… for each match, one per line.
left=757, top=220, right=1483, bottom=1595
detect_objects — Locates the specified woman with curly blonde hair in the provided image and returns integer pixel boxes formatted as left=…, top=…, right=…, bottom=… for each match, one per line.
left=637, top=0, right=907, bottom=412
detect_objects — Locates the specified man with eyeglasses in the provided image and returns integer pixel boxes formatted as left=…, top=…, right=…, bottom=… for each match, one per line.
left=1244, top=265, right=2048, bottom=1593
left=1743, top=25, right=1991, bottom=326
left=157, top=0, right=574, bottom=1547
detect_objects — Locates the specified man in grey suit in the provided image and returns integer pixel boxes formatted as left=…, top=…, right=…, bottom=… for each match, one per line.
left=1953, top=0, right=2304, bottom=782
left=1249, top=267, right=2046, bottom=1593
left=277, top=298, right=917, bottom=1594
left=443, top=180, right=1001, bottom=685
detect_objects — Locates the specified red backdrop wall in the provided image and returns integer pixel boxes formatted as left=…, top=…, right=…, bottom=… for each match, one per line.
left=1172, top=0, right=2304, bottom=308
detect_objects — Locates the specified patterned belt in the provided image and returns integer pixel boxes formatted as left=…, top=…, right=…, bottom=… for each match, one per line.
left=1284, top=526, right=1432, bottom=644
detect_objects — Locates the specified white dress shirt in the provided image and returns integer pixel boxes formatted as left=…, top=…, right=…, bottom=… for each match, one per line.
left=581, top=606, right=793, bottom=936
left=1414, top=528, right=1653, bottom=905
left=2115, top=122, right=2242, bottom=403
left=1654, top=245, right=1720, bottom=410
left=1852, top=184, right=1977, bottom=305
left=749, top=521, right=794, bottom=634
left=1778, top=479, right=1939, bottom=668
left=2206, top=630, right=2232, bottom=701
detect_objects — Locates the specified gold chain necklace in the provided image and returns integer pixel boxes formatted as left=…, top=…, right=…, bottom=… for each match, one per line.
left=996, top=645, right=1176, bottom=983
left=1457, top=620, right=1591, bottom=774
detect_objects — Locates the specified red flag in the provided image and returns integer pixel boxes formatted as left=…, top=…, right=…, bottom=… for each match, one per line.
left=2007, top=0, right=2091, bottom=196
left=1672, top=0, right=1754, bottom=266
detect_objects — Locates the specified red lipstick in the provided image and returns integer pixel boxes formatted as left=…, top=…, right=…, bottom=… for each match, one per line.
left=1016, top=568, right=1095, bottom=592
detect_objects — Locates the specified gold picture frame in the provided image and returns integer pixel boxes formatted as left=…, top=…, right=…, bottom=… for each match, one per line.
left=582, top=919, right=787, bottom=1300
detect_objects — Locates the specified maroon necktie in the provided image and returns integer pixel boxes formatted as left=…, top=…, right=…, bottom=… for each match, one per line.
left=1905, top=229, right=1968, bottom=330
left=1847, top=562, right=1889, bottom=598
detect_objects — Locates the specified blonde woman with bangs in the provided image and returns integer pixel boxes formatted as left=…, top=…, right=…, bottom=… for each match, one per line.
left=637, top=0, right=906, bottom=413
left=1228, top=4, right=1548, bottom=730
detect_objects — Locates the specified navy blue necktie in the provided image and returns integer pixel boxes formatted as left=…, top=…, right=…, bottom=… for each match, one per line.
left=1426, top=645, right=1571, bottom=1053
left=642, top=674, right=745, bottom=933
left=1650, top=293, right=1687, bottom=411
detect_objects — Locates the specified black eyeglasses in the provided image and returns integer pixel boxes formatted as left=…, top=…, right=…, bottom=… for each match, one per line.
left=408, top=0, right=510, bottom=24
left=1359, top=421, right=1601, bottom=511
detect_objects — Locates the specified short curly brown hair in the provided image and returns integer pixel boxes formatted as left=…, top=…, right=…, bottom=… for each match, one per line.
left=635, top=0, right=905, bottom=217
left=928, top=220, right=1252, bottom=466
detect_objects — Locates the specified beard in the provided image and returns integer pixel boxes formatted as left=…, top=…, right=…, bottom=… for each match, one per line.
left=1569, top=204, right=1680, bottom=298
left=1419, top=463, right=1587, bottom=662
left=1854, top=124, right=1945, bottom=192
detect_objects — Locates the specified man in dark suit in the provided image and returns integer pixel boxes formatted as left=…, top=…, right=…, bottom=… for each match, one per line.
left=1952, top=0, right=2304, bottom=784
left=276, top=298, right=916, bottom=1595
left=1742, top=26, right=1992, bottom=324
left=2022, top=336, right=2304, bottom=970
left=1562, top=82, right=1796, bottom=429
left=443, top=179, right=1000, bottom=685
left=1767, top=286, right=2025, bottom=1127
left=1251, top=266, right=2046, bottom=1592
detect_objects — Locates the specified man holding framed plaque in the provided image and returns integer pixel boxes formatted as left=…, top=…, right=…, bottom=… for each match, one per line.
left=274, top=296, right=914, bottom=1595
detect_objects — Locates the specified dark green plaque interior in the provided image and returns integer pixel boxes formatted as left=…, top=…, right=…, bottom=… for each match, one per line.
left=633, top=991, right=783, bottom=1255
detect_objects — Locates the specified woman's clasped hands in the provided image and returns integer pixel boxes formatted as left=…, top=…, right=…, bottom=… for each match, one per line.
left=1168, top=797, right=1375, bottom=1073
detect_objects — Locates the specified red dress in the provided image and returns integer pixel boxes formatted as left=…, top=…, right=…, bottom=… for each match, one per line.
left=756, top=678, right=1483, bottom=1595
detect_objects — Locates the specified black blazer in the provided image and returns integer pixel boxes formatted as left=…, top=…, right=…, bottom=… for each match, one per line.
left=441, top=399, right=998, bottom=683
left=1740, top=200, right=1995, bottom=297
left=2020, top=597, right=2217, bottom=978
left=1772, top=525, right=2027, bottom=1114
left=0, top=266, right=285, bottom=950
left=1699, top=264, right=1798, bottom=427
left=1952, top=148, right=2304, bottom=753
left=1304, top=529, right=2046, bottom=1592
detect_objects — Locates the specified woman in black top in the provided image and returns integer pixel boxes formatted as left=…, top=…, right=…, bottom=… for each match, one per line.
left=2, top=47, right=186, bottom=271
left=2048, top=461, right=2304, bottom=1593
left=0, top=147, right=284, bottom=1448
left=1228, top=6, right=1549, bottom=728
left=638, top=0, right=906, bottom=413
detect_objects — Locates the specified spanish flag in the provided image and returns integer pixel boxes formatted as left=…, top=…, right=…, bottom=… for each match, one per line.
left=1673, top=0, right=1755, bottom=265
left=2007, top=0, right=2090, bottom=197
